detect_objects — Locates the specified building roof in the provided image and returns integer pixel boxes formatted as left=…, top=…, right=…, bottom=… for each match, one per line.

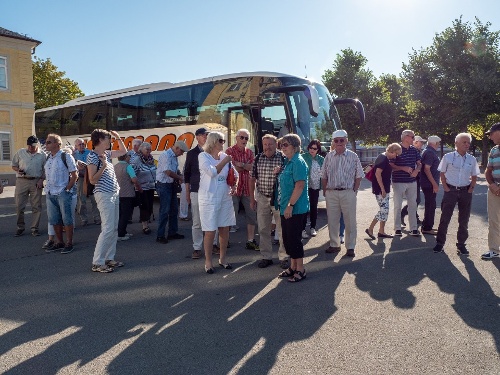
left=0, top=26, right=41, bottom=46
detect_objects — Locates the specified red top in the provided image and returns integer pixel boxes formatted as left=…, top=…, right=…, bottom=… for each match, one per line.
left=226, top=145, right=254, bottom=196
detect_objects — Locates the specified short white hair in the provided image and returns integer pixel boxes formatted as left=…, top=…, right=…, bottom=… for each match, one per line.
left=236, top=128, right=250, bottom=138
left=132, top=139, right=143, bottom=147
left=455, top=132, right=472, bottom=143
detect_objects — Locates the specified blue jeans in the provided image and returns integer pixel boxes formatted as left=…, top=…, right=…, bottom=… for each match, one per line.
left=46, top=190, right=74, bottom=226
left=156, top=182, right=178, bottom=238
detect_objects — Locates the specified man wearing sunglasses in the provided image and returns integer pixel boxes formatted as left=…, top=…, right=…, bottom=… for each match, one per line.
left=322, top=129, right=364, bottom=257
left=391, top=129, right=422, bottom=237
left=225, top=129, right=259, bottom=250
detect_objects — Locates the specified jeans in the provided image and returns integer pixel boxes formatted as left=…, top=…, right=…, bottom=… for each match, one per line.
left=156, top=182, right=178, bottom=238
left=46, top=190, right=74, bottom=226
left=436, top=188, right=472, bottom=246
left=93, top=191, right=119, bottom=266
left=421, top=187, right=437, bottom=231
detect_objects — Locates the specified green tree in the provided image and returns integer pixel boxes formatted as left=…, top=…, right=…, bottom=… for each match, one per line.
left=402, top=17, right=500, bottom=159
left=32, top=57, right=84, bottom=110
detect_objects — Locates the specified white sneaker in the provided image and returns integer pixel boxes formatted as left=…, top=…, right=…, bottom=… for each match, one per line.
left=310, top=228, right=317, bottom=237
left=229, top=225, right=239, bottom=233
left=125, top=233, right=133, bottom=237
left=117, top=236, right=130, bottom=241
left=302, top=230, right=309, bottom=239
left=481, top=251, right=499, bottom=260
left=340, top=235, right=344, bottom=244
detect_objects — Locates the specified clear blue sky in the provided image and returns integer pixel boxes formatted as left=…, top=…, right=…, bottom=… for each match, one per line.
left=2, top=0, right=499, bottom=95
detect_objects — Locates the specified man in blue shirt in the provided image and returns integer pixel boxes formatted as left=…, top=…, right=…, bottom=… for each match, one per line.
left=420, top=136, right=441, bottom=235
left=73, top=138, right=100, bottom=226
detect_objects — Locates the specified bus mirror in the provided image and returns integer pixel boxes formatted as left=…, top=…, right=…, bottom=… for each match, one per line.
left=304, top=85, right=320, bottom=117
left=333, top=98, right=365, bottom=124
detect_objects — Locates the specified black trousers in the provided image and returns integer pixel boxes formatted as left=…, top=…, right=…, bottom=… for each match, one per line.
left=436, top=188, right=472, bottom=246
left=303, top=188, right=320, bottom=230
left=138, top=189, right=155, bottom=222
left=281, top=213, right=306, bottom=259
left=118, top=197, right=135, bottom=237
left=421, top=187, right=437, bottom=231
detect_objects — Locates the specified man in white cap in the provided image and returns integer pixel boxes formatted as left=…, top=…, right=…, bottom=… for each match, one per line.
left=482, top=122, right=500, bottom=260
left=420, top=135, right=441, bottom=235
left=322, top=129, right=364, bottom=257
left=155, top=141, right=188, bottom=244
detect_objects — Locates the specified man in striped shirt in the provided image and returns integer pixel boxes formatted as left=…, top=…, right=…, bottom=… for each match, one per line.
left=391, top=129, right=422, bottom=236
left=322, top=129, right=364, bottom=257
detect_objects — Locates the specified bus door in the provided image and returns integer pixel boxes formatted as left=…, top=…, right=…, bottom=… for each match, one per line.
left=226, top=106, right=259, bottom=155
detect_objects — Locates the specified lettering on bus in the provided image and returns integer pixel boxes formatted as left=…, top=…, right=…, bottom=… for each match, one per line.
left=85, top=132, right=195, bottom=151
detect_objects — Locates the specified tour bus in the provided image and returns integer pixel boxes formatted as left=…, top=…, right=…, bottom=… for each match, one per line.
left=34, top=71, right=364, bottom=166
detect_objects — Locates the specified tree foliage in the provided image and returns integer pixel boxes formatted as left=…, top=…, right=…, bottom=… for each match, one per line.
left=32, top=57, right=84, bottom=110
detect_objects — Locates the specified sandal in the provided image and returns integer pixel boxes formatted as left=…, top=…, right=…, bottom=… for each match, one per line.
left=92, top=264, right=114, bottom=273
left=143, top=227, right=151, bottom=234
left=205, top=265, right=214, bottom=274
left=278, top=267, right=295, bottom=278
left=288, top=270, right=306, bottom=283
left=105, top=260, right=124, bottom=268
left=218, top=261, right=232, bottom=269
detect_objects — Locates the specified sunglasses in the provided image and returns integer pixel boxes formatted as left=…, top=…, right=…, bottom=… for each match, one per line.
left=218, top=139, right=226, bottom=144
left=280, top=143, right=290, bottom=148
left=333, top=139, right=345, bottom=143
left=238, top=136, right=249, bottom=141
left=309, top=147, right=318, bottom=150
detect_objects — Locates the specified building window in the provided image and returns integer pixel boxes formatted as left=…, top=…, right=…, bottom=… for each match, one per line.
left=0, top=57, right=7, bottom=90
left=0, top=132, right=11, bottom=161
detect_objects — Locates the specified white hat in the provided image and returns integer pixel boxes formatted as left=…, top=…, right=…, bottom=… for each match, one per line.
left=332, top=129, right=348, bottom=138
left=427, top=135, right=441, bottom=143
left=414, top=135, right=427, bottom=142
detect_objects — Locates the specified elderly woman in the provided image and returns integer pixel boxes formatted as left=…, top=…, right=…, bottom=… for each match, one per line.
left=275, top=134, right=309, bottom=282
left=198, top=131, right=238, bottom=274
left=365, top=143, right=402, bottom=239
left=301, top=139, right=324, bottom=238
left=115, top=152, right=141, bottom=240
left=131, top=142, right=157, bottom=235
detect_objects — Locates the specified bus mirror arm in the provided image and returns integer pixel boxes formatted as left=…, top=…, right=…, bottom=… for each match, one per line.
left=333, top=98, right=365, bottom=124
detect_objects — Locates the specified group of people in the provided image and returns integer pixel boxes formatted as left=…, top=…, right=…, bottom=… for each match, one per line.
left=10, top=123, right=500, bottom=278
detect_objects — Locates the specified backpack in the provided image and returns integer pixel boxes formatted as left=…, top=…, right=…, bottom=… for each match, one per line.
left=83, top=156, right=101, bottom=197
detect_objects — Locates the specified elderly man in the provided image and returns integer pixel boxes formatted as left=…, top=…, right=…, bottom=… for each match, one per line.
left=156, top=141, right=188, bottom=244
left=184, top=127, right=210, bottom=259
left=420, top=135, right=441, bottom=235
left=433, top=133, right=480, bottom=255
left=482, top=123, right=500, bottom=260
left=322, top=129, right=364, bottom=257
left=225, top=128, right=259, bottom=250
left=249, top=134, right=289, bottom=269
left=11, top=135, right=46, bottom=237
left=44, top=134, right=78, bottom=253
left=401, top=135, right=426, bottom=226
left=391, top=129, right=422, bottom=236
left=129, top=138, right=143, bottom=164
left=73, top=138, right=100, bottom=226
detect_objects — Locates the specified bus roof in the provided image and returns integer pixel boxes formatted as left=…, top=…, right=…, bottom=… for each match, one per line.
left=37, top=71, right=312, bottom=112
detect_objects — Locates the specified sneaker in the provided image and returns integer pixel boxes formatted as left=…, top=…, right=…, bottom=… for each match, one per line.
left=395, top=230, right=402, bottom=236
left=125, top=233, right=133, bottom=237
left=456, top=244, right=469, bottom=256
left=42, top=239, right=55, bottom=249
left=258, top=259, right=274, bottom=268
left=117, top=236, right=130, bottom=241
left=481, top=251, right=499, bottom=260
left=301, top=230, right=309, bottom=239
left=14, top=228, right=24, bottom=237
left=410, top=230, right=421, bottom=236
left=167, top=233, right=185, bottom=240
left=326, top=246, right=341, bottom=253
left=229, top=225, right=239, bottom=233
left=61, top=244, right=74, bottom=254
left=245, top=239, right=260, bottom=251
left=92, top=264, right=114, bottom=273
left=310, top=228, right=317, bottom=237
left=105, top=260, right=124, bottom=268
left=346, top=249, right=355, bottom=257
left=156, top=237, right=169, bottom=244
left=45, top=242, right=64, bottom=253
left=192, top=250, right=202, bottom=259
left=433, top=244, right=444, bottom=253
left=279, top=259, right=290, bottom=269
left=31, top=229, right=40, bottom=237
left=422, top=229, right=438, bottom=235
left=340, top=235, right=345, bottom=244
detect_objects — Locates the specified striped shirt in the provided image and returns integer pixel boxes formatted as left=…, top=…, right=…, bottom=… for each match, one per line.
left=438, top=151, right=480, bottom=187
left=156, top=148, right=178, bottom=183
left=322, top=149, right=364, bottom=190
left=87, top=151, right=119, bottom=194
left=226, top=145, right=254, bottom=196
left=391, top=144, right=422, bottom=183
left=251, top=151, right=285, bottom=197
left=487, top=145, right=500, bottom=184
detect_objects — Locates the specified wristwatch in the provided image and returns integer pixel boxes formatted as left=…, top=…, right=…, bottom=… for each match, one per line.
left=65, top=188, right=71, bottom=193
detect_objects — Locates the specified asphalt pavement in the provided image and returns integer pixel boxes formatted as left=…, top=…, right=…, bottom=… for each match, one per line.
left=0, top=178, right=498, bottom=374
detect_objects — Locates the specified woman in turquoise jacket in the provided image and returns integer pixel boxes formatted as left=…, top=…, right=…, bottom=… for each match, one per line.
left=301, top=139, right=324, bottom=237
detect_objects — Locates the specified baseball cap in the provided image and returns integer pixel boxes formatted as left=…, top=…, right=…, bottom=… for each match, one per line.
left=174, top=141, right=189, bottom=152
left=427, top=135, right=441, bottom=143
left=414, top=135, right=427, bottom=142
left=27, top=135, right=39, bottom=145
left=332, top=129, right=348, bottom=139
left=485, top=122, right=500, bottom=135
left=195, top=127, right=210, bottom=136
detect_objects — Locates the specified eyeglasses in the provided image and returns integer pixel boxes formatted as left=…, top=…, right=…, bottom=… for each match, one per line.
left=45, top=141, right=53, bottom=145
left=218, top=139, right=226, bottom=144
left=309, top=147, right=318, bottom=150
left=238, top=136, right=249, bottom=141
left=333, top=139, right=345, bottom=143
left=280, top=143, right=290, bottom=148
